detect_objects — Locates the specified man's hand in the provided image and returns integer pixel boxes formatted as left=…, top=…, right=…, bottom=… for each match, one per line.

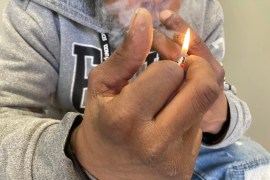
left=71, top=8, right=219, bottom=179
left=153, top=10, right=228, bottom=135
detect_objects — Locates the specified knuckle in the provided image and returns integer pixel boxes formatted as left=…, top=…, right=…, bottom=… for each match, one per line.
left=153, top=29, right=164, bottom=42
left=141, top=140, right=166, bottom=165
left=138, top=127, right=170, bottom=164
left=88, top=67, right=97, bottom=80
left=197, top=79, right=219, bottom=106
left=87, top=67, right=110, bottom=94
left=114, top=108, right=136, bottom=129
left=192, top=79, right=219, bottom=113
left=164, top=14, right=182, bottom=29
left=87, top=68, right=101, bottom=89
left=173, top=32, right=186, bottom=47
left=192, top=56, right=225, bottom=86
left=102, top=107, right=135, bottom=142
left=143, top=144, right=164, bottom=163
left=88, top=66, right=107, bottom=83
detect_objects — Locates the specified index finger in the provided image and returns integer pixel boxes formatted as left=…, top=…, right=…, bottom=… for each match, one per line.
left=159, top=10, right=212, bottom=59
left=159, top=10, right=224, bottom=85
left=155, top=56, right=219, bottom=138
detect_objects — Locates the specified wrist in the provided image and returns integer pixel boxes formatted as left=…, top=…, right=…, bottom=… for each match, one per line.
left=70, top=118, right=186, bottom=180
left=65, top=116, right=97, bottom=179
left=69, top=119, right=138, bottom=180
left=202, top=92, right=228, bottom=134
left=202, top=101, right=231, bottom=145
left=203, top=121, right=226, bottom=134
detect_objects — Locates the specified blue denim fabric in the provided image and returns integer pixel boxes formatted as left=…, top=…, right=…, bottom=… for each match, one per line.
left=192, top=137, right=270, bottom=180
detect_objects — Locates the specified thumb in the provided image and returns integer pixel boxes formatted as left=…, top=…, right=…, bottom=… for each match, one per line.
left=89, top=8, right=153, bottom=95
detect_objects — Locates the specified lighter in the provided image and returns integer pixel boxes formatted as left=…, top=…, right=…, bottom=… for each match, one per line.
left=176, top=28, right=190, bottom=69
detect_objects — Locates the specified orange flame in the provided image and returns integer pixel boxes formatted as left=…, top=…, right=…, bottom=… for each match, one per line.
left=181, top=28, right=190, bottom=57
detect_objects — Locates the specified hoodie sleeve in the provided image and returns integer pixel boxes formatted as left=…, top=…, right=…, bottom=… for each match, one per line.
left=201, top=0, right=251, bottom=149
left=0, top=0, right=80, bottom=179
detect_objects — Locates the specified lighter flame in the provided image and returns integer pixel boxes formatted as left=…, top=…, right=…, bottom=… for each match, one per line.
left=181, top=28, right=190, bottom=57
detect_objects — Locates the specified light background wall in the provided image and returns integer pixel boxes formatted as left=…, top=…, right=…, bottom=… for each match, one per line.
left=219, top=0, right=270, bottom=151
left=0, top=0, right=269, bottom=151
left=0, top=0, right=7, bottom=34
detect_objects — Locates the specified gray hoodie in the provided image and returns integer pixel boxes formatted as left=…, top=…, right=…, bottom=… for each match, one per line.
left=0, top=0, right=251, bottom=179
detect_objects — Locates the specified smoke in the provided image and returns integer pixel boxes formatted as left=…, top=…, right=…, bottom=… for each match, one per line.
left=105, top=1, right=141, bottom=30
left=101, top=0, right=174, bottom=51
left=103, top=1, right=140, bottom=51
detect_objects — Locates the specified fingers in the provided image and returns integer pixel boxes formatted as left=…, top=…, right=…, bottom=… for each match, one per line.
left=96, top=60, right=184, bottom=147
left=159, top=10, right=211, bottom=59
left=155, top=56, right=219, bottom=139
left=159, top=10, right=225, bottom=85
left=88, top=8, right=153, bottom=96
left=117, top=60, right=184, bottom=118
left=152, top=29, right=181, bottom=61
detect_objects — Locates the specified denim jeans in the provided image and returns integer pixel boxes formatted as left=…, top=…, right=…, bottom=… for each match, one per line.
left=192, top=137, right=270, bottom=180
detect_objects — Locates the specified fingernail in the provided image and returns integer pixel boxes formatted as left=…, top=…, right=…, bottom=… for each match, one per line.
left=129, top=8, right=152, bottom=34
left=130, top=8, right=142, bottom=26
left=160, top=10, right=173, bottom=21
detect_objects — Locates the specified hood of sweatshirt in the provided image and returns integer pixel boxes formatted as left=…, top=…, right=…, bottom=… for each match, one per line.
left=20, top=0, right=112, bottom=33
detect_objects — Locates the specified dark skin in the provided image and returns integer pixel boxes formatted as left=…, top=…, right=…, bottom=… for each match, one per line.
left=104, top=0, right=181, bottom=25
left=71, top=8, right=220, bottom=179
left=154, top=10, right=227, bottom=134
left=105, top=0, right=227, bottom=135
